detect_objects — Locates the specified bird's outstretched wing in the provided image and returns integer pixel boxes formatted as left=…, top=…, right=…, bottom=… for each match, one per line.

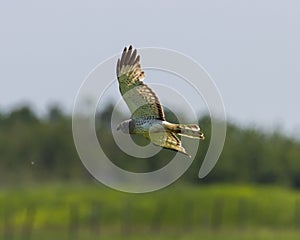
left=149, top=131, right=190, bottom=157
left=116, top=45, right=165, bottom=120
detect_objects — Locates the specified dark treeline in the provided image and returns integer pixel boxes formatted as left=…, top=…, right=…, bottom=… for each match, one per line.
left=0, top=104, right=300, bottom=187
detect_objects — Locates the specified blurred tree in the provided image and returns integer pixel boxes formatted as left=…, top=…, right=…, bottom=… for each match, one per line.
left=47, top=105, right=64, bottom=123
left=0, top=103, right=299, bottom=187
left=8, top=106, right=38, bottom=124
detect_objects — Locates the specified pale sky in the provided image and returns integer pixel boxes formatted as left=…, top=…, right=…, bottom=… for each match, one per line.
left=1, top=0, right=299, bottom=137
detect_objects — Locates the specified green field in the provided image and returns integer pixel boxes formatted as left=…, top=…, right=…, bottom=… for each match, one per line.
left=1, top=182, right=300, bottom=239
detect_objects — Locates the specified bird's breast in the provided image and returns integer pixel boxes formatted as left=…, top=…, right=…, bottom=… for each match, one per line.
left=131, top=118, right=163, bottom=134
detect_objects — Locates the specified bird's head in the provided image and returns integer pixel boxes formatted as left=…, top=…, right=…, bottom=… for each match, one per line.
left=116, top=120, right=131, bottom=133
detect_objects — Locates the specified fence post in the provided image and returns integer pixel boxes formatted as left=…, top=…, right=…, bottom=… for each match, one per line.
left=237, top=198, right=247, bottom=230
left=295, top=199, right=300, bottom=229
left=151, top=201, right=166, bottom=234
left=183, top=200, right=194, bottom=231
left=68, top=204, right=79, bottom=240
left=121, top=201, right=131, bottom=236
left=90, top=202, right=101, bottom=237
left=21, top=205, right=36, bottom=240
left=3, top=206, right=14, bottom=240
left=211, top=198, right=224, bottom=230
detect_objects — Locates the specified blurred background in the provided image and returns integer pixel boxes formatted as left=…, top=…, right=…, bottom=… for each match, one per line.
left=1, top=1, right=300, bottom=239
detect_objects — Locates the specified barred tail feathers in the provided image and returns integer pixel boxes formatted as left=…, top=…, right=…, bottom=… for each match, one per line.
left=164, top=122, right=205, bottom=139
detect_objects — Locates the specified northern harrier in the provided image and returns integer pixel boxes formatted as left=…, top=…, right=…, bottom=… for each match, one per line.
left=116, top=45, right=205, bottom=157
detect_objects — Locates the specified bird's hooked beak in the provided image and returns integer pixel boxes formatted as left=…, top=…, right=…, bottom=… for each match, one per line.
left=116, top=120, right=130, bottom=133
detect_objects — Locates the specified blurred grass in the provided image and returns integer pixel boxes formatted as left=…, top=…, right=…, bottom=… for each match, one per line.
left=1, top=182, right=300, bottom=239
left=1, top=228, right=300, bottom=240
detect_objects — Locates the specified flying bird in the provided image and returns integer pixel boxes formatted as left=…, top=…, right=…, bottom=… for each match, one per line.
left=116, top=45, right=205, bottom=157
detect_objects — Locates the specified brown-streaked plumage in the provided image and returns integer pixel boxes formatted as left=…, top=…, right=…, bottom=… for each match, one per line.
left=116, top=45, right=205, bottom=157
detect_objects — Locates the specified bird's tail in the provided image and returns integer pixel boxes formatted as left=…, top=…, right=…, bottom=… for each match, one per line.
left=164, top=123, right=205, bottom=140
